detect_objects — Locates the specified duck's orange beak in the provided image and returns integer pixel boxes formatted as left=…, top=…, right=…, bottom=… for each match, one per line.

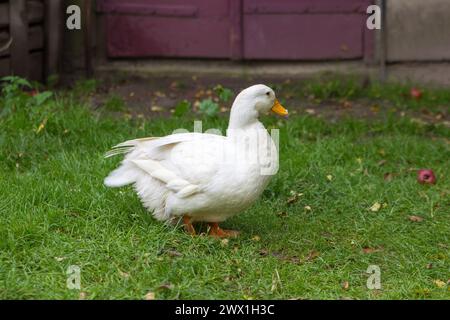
left=271, top=99, right=288, bottom=116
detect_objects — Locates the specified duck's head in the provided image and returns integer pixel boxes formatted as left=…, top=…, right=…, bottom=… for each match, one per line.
left=229, top=84, right=288, bottom=129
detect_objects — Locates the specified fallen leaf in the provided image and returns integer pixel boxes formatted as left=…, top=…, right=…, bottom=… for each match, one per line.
left=165, top=250, right=183, bottom=257
left=342, top=281, right=350, bottom=290
left=378, top=159, right=387, bottom=166
left=426, top=263, right=433, bottom=269
left=326, top=174, right=333, bottom=181
left=362, top=247, right=383, bottom=254
left=151, top=105, right=164, bottom=112
left=144, top=292, right=155, bottom=300
left=342, top=100, right=352, bottom=108
left=157, top=283, right=174, bottom=290
left=369, top=202, right=381, bottom=212
left=370, top=105, right=380, bottom=113
left=118, top=270, right=130, bottom=278
left=304, top=205, right=312, bottom=211
left=409, top=215, right=424, bottom=222
left=286, top=194, right=299, bottom=205
left=79, top=292, right=87, bottom=300
left=434, top=279, right=446, bottom=288
left=383, top=173, right=395, bottom=181
left=35, top=118, right=48, bottom=134
left=276, top=211, right=288, bottom=218
left=251, top=235, right=261, bottom=242
left=221, top=239, right=229, bottom=247
left=304, top=250, right=320, bottom=261
left=54, top=256, right=65, bottom=262
left=154, top=91, right=166, bottom=98
left=305, top=108, right=316, bottom=115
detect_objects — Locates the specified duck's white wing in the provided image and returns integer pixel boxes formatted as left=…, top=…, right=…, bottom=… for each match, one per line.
left=104, top=133, right=227, bottom=198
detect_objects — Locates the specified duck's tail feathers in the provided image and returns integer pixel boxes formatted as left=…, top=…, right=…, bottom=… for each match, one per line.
left=104, top=162, right=139, bottom=187
left=104, top=137, right=159, bottom=158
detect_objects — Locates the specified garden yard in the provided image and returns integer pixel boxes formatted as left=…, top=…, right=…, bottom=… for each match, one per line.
left=0, top=74, right=449, bottom=299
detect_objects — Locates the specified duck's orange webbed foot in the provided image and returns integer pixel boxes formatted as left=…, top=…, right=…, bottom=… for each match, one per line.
left=183, top=215, right=196, bottom=235
left=208, top=222, right=240, bottom=238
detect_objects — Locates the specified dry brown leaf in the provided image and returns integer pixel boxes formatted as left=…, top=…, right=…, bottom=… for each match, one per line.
left=144, top=292, right=155, bottom=300
left=165, top=250, right=183, bottom=257
left=342, top=281, right=350, bottom=290
left=158, top=283, right=174, bottom=290
left=304, top=250, right=320, bottom=261
left=362, top=247, right=383, bottom=254
left=286, top=195, right=299, bottom=205
left=151, top=105, right=164, bottom=112
left=369, top=202, right=381, bottom=212
left=434, top=279, right=446, bottom=288
left=118, top=270, right=130, bottom=278
left=384, top=172, right=395, bottom=181
left=276, top=211, right=288, bottom=218
left=409, top=215, right=424, bottom=222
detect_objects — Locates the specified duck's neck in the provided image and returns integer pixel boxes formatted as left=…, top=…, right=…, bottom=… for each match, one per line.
left=227, top=100, right=263, bottom=137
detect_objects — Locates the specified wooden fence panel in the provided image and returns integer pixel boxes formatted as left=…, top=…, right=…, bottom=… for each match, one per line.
left=9, top=0, right=29, bottom=77
left=0, top=0, right=47, bottom=81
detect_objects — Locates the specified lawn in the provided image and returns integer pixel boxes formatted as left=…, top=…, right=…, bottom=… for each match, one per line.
left=0, top=76, right=448, bottom=299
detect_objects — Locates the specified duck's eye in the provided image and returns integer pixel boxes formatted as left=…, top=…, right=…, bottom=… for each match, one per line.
left=265, top=91, right=271, bottom=96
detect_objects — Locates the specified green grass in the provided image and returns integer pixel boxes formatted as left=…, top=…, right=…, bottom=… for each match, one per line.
left=0, top=78, right=449, bottom=300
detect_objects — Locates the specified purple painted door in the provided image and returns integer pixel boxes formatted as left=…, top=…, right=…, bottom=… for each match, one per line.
left=97, top=0, right=231, bottom=58
left=97, top=0, right=373, bottom=61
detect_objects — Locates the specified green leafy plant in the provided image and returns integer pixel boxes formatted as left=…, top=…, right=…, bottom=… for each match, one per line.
left=173, top=100, right=191, bottom=117
left=1, top=76, right=31, bottom=101
left=104, top=95, right=126, bottom=112
left=214, top=85, right=233, bottom=102
left=199, top=98, right=219, bottom=117
left=33, top=91, right=53, bottom=106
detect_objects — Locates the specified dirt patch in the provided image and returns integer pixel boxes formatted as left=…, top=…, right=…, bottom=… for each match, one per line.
left=91, top=74, right=449, bottom=126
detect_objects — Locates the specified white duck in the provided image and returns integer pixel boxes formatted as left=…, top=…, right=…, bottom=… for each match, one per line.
left=104, top=84, right=288, bottom=237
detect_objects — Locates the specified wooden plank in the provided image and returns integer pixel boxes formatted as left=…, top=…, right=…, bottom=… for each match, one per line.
left=44, top=0, right=63, bottom=78
left=229, top=0, right=243, bottom=60
left=9, top=0, right=29, bottom=77
left=0, top=25, right=44, bottom=57
left=0, top=1, right=44, bottom=28
left=244, top=0, right=370, bottom=14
